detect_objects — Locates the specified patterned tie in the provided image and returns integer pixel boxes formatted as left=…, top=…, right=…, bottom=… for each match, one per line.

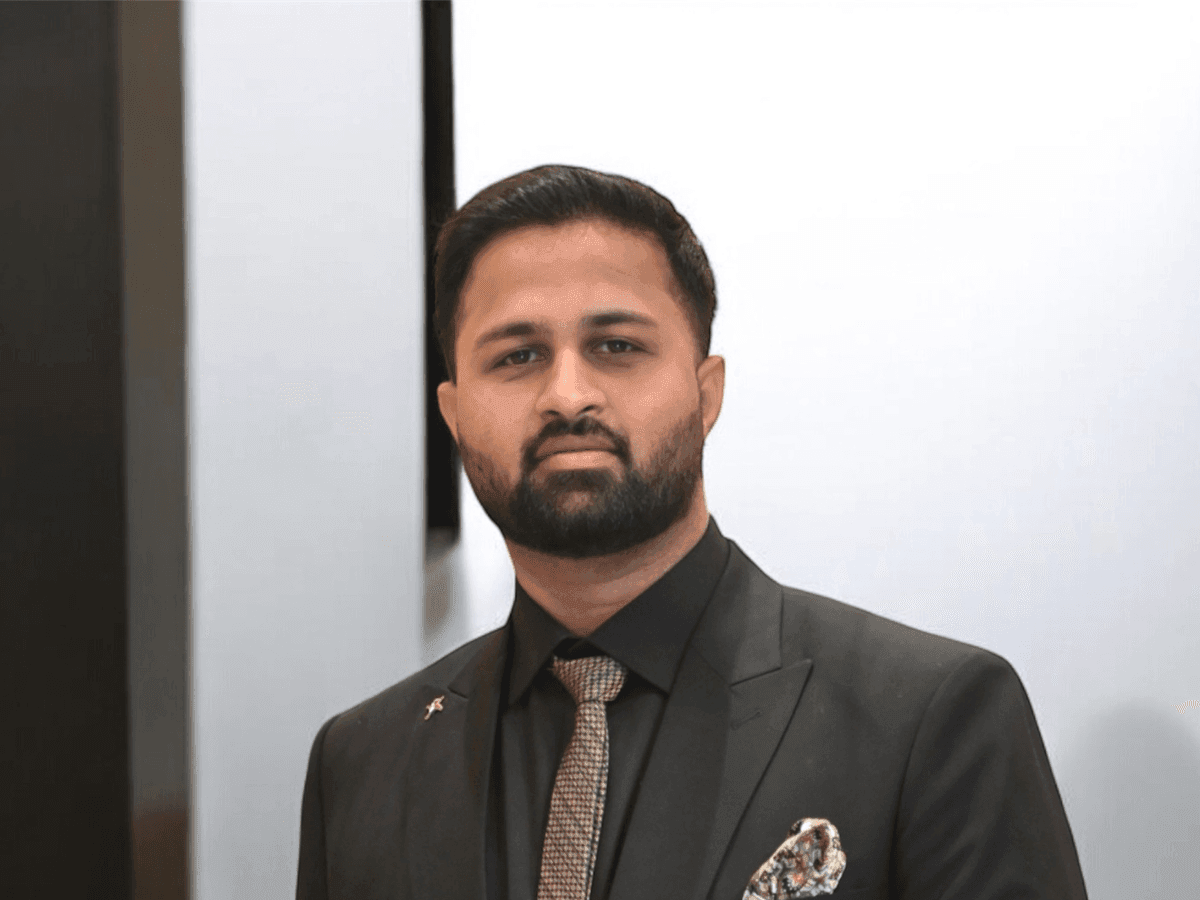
left=537, top=654, right=628, bottom=900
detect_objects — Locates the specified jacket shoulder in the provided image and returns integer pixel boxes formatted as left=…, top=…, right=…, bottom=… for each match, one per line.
left=780, top=583, right=1022, bottom=709
left=748, top=578, right=1084, bottom=898
left=320, top=626, right=504, bottom=754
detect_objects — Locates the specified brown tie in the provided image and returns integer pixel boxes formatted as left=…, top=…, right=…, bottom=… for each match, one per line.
left=537, top=654, right=628, bottom=900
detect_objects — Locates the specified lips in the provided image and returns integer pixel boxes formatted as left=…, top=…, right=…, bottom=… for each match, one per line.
left=535, top=436, right=618, bottom=461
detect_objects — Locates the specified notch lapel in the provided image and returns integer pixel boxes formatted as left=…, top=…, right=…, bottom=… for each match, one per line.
left=403, top=627, right=508, bottom=900
left=608, top=543, right=812, bottom=900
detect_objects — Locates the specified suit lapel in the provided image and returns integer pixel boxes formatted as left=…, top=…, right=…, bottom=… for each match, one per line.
left=404, top=627, right=508, bottom=900
left=609, top=542, right=812, bottom=900
left=698, top=652, right=812, bottom=900
left=605, top=632, right=730, bottom=900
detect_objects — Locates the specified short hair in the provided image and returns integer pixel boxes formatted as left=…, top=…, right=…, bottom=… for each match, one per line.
left=433, top=164, right=717, bottom=381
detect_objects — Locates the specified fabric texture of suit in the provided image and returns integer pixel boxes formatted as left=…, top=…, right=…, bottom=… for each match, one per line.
left=296, top=537, right=1088, bottom=900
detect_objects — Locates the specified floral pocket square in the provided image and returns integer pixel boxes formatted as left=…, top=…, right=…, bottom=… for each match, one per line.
left=743, top=817, right=847, bottom=899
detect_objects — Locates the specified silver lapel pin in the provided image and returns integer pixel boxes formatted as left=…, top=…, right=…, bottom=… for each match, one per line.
left=423, top=695, right=445, bottom=721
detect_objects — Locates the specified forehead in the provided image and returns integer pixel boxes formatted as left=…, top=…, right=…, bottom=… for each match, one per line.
left=456, top=219, right=685, bottom=339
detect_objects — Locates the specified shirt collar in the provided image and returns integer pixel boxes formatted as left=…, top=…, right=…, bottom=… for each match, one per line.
left=507, top=516, right=730, bottom=702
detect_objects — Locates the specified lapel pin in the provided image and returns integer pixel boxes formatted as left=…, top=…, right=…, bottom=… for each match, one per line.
left=423, top=695, right=445, bottom=721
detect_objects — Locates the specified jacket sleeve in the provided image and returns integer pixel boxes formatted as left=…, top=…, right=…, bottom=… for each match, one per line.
left=893, top=652, right=1088, bottom=899
left=296, top=715, right=338, bottom=900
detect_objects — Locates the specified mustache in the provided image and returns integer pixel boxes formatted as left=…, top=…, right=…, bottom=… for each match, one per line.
left=523, top=417, right=632, bottom=471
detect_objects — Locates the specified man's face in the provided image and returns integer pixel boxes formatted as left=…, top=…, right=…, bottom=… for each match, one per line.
left=436, top=218, right=724, bottom=559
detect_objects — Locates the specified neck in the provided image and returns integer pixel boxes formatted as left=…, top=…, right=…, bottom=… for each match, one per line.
left=506, top=484, right=711, bottom=637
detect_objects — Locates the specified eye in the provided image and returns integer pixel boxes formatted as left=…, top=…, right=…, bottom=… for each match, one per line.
left=596, top=338, right=640, bottom=355
left=496, top=347, right=541, bottom=368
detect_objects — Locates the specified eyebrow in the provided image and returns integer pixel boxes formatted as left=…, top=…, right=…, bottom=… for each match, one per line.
left=472, top=311, right=658, bottom=352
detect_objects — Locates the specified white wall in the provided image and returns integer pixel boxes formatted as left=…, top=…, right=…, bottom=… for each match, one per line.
left=184, top=2, right=425, bottom=897
left=451, top=3, right=1200, bottom=897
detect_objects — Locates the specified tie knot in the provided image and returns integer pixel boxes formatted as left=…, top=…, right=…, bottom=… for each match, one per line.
left=551, top=654, right=627, bottom=705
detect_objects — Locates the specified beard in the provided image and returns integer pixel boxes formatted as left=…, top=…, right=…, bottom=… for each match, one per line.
left=457, top=407, right=705, bottom=559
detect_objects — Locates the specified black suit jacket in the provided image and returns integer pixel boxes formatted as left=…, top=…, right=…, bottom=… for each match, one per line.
left=297, top=540, right=1088, bottom=900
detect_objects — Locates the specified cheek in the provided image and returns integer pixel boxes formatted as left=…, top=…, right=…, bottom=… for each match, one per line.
left=620, top=367, right=699, bottom=441
left=458, top=393, right=531, bottom=456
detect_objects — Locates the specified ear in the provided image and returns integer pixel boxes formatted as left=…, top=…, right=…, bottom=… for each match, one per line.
left=436, top=379, right=459, bottom=444
left=696, top=354, right=725, bottom=438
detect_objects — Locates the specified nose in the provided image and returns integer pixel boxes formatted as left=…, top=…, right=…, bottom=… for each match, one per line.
left=536, top=348, right=605, bottom=421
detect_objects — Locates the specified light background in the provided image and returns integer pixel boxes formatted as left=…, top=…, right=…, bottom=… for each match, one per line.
left=181, top=1, right=1200, bottom=897
left=184, top=3, right=424, bottom=897
left=446, top=2, right=1200, bottom=898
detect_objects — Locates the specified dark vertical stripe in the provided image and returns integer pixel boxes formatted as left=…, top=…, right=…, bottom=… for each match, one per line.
left=117, top=2, right=191, bottom=898
left=423, top=0, right=460, bottom=533
left=0, top=2, right=133, bottom=896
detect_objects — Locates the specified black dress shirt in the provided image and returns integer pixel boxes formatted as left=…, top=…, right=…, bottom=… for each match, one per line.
left=486, top=518, right=731, bottom=900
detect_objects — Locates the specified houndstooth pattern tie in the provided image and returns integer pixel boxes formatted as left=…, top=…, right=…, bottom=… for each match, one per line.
left=537, top=654, right=628, bottom=900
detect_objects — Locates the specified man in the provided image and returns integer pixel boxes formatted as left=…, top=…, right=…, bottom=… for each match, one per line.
left=296, top=165, right=1088, bottom=900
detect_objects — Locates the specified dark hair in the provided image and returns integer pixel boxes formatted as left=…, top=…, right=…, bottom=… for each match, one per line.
left=433, top=164, right=717, bottom=380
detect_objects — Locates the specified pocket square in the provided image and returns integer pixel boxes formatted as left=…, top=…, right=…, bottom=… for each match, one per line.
left=743, top=817, right=847, bottom=899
